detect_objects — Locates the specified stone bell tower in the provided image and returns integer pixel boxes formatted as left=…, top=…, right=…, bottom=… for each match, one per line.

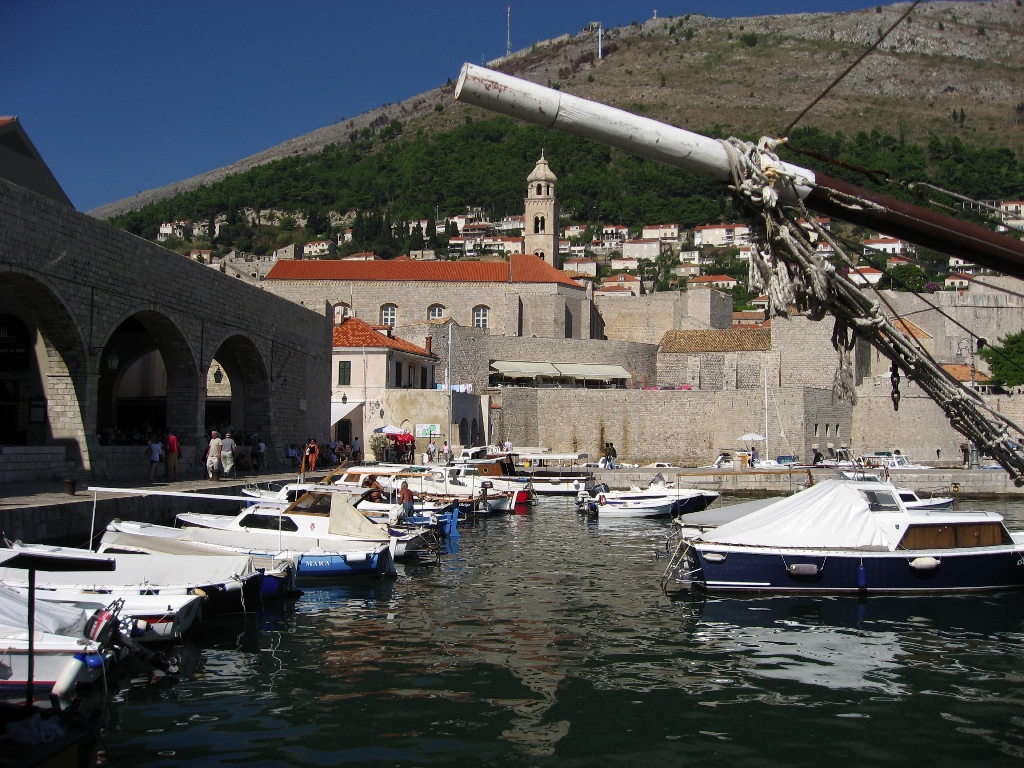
left=523, top=151, right=560, bottom=266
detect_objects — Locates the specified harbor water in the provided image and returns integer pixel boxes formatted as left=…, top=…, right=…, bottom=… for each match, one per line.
left=95, top=496, right=1024, bottom=766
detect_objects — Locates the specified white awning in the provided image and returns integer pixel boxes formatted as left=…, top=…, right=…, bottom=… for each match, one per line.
left=490, top=360, right=560, bottom=377
left=330, top=401, right=360, bottom=426
left=553, top=363, right=631, bottom=380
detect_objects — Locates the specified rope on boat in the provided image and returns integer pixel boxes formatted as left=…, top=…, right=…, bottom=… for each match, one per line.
left=717, top=135, right=1024, bottom=487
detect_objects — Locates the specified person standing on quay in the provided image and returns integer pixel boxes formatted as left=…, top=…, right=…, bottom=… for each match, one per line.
left=255, top=435, right=266, bottom=472
left=146, top=434, right=163, bottom=483
left=352, top=435, right=361, bottom=464
left=206, top=430, right=223, bottom=480
left=165, top=431, right=180, bottom=482
left=220, top=432, right=237, bottom=478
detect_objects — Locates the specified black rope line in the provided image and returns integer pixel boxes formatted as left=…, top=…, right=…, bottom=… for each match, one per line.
left=783, top=0, right=923, bottom=136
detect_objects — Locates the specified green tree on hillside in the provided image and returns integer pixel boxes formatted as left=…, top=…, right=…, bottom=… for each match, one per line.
left=978, top=332, right=1024, bottom=387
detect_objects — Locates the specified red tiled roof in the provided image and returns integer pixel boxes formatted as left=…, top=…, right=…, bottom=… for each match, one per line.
left=890, top=317, right=932, bottom=339
left=332, top=317, right=437, bottom=358
left=942, top=363, right=990, bottom=384
left=267, top=253, right=581, bottom=288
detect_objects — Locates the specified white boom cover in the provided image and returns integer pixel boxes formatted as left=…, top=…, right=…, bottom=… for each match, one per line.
left=327, top=493, right=391, bottom=540
left=699, top=480, right=899, bottom=550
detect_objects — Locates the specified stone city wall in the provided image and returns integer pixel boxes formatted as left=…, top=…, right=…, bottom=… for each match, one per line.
left=499, top=386, right=850, bottom=466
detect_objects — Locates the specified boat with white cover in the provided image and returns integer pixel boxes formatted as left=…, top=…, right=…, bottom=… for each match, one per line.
left=177, top=490, right=428, bottom=559
left=664, top=478, right=1024, bottom=594
left=106, top=493, right=400, bottom=581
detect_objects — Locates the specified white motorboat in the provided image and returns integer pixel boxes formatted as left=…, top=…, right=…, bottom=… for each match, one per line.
left=177, top=490, right=429, bottom=559
left=3, top=544, right=266, bottom=618
left=0, top=585, right=125, bottom=695
left=585, top=497, right=676, bottom=519
left=106, top=493, right=403, bottom=581
left=859, top=452, right=936, bottom=470
left=577, top=475, right=720, bottom=516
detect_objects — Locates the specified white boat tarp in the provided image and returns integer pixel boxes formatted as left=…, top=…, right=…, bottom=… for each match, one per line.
left=2, top=545, right=259, bottom=589
left=699, top=479, right=899, bottom=550
left=327, top=493, right=391, bottom=540
left=0, top=584, right=90, bottom=636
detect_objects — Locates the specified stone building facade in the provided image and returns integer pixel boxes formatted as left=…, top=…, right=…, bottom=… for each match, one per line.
left=0, top=175, right=330, bottom=481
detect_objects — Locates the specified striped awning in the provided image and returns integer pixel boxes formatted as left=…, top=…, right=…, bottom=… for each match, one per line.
left=490, top=361, right=630, bottom=380
left=490, top=360, right=561, bottom=376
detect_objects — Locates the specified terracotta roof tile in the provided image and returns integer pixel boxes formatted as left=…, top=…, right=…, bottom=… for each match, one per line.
left=890, top=317, right=932, bottom=339
left=942, top=363, right=990, bottom=384
left=332, top=317, right=437, bottom=358
left=660, top=328, right=772, bottom=353
left=267, top=253, right=581, bottom=288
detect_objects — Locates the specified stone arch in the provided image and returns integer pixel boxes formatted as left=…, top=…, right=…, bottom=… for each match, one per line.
left=207, top=332, right=271, bottom=451
left=95, top=308, right=200, bottom=449
left=0, top=271, right=91, bottom=468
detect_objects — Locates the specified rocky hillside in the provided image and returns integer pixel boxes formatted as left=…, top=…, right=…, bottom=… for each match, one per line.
left=90, top=0, right=1024, bottom=219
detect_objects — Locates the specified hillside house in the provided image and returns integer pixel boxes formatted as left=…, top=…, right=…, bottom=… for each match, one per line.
left=688, top=275, right=738, bottom=290
left=694, top=223, right=749, bottom=248
left=622, top=239, right=660, bottom=261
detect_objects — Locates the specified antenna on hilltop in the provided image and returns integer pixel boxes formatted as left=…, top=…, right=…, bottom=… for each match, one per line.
left=506, top=5, right=512, bottom=57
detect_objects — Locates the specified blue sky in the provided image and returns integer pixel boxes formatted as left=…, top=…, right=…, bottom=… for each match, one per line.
left=4, top=1, right=881, bottom=212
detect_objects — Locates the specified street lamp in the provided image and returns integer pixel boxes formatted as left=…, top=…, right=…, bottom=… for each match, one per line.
left=955, top=338, right=976, bottom=390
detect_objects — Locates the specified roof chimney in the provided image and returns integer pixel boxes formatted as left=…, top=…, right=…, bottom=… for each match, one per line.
left=425, top=335, right=432, bottom=354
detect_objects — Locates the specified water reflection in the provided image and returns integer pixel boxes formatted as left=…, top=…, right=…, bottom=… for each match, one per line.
left=680, top=592, right=1024, bottom=695
left=96, top=499, right=1024, bottom=766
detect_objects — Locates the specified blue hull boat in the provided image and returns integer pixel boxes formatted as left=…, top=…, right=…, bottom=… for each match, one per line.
left=667, top=478, right=1024, bottom=595
left=692, top=546, right=1024, bottom=594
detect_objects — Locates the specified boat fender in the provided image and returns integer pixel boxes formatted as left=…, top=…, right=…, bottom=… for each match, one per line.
left=787, top=563, right=819, bottom=577
left=193, top=587, right=208, bottom=599
left=703, top=552, right=727, bottom=563
left=857, top=562, right=867, bottom=589
left=51, top=654, right=88, bottom=699
left=909, top=556, right=941, bottom=571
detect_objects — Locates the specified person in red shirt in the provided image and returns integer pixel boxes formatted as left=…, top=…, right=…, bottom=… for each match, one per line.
left=165, top=432, right=180, bottom=481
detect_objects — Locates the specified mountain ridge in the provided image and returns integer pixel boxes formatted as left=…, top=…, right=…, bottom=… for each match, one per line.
left=89, top=0, right=1024, bottom=220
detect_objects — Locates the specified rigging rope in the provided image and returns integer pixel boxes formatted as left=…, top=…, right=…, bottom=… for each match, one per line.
left=717, top=135, right=1024, bottom=486
left=783, top=0, right=923, bottom=136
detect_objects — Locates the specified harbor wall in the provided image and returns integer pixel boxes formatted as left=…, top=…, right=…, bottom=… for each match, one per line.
left=499, top=386, right=851, bottom=466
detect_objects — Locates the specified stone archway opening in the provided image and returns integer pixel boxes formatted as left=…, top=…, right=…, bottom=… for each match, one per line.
left=0, top=275, right=89, bottom=469
left=97, top=312, right=199, bottom=449
left=207, top=334, right=271, bottom=465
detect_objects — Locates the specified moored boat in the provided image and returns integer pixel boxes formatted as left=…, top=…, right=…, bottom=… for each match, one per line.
left=665, top=478, right=1024, bottom=594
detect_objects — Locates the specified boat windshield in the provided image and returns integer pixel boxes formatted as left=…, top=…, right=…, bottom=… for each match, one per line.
left=860, top=489, right=901, bottom=512
left=289, top=492, right=333, bottom=516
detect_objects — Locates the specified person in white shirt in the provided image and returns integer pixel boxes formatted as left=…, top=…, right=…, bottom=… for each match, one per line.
left=220, top=432, right=237, bottom=477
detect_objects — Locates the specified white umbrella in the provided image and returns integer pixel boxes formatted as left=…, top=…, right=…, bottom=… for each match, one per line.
left=739, top=433, right=765, bottom=441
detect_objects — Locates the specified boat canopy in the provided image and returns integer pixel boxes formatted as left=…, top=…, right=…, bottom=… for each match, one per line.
left=699, top=479, right=901, bottom=550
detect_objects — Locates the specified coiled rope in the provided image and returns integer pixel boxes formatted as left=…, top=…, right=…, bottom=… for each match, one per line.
left=717, top=135, right=1024, bottom=487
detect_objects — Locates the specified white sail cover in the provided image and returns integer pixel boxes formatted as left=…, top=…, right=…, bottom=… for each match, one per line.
left=327, top=493, right=391, bottom=540
left=700, top=480, right=898, bottom=550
